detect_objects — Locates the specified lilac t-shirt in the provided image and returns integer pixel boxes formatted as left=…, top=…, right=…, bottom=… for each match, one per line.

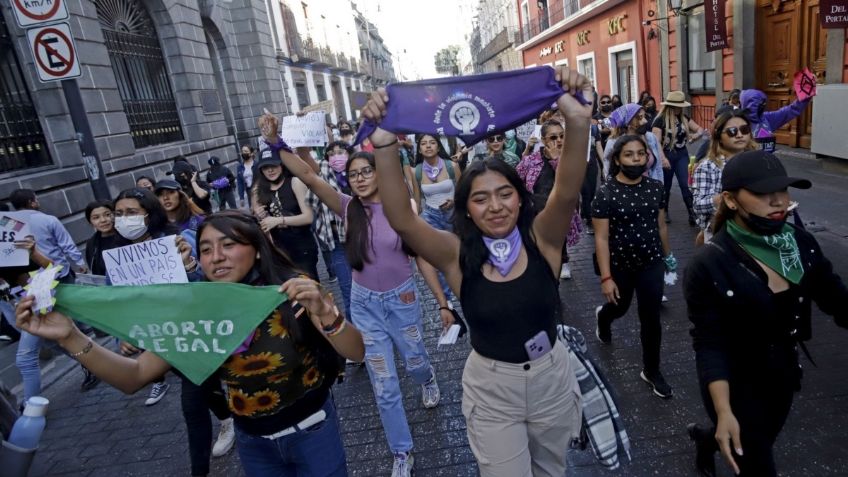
left=338, top=193, right=413, bottom=292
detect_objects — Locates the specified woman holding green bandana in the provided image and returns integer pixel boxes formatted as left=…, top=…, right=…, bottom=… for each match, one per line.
left=15, top=210, right=365, bottom=476
left=684, top=150, right=848, bottom=477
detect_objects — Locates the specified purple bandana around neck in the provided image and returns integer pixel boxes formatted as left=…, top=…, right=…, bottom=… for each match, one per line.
left=354, top=67, right=590, bottom=146
left=482, top=227, right=523, bottom=277
left=422, top=158, right=443, bottom=182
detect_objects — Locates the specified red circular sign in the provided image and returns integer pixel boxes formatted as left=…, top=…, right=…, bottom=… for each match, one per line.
left=33, top=28, right=75, bottom=77
left=13, top=0, right=62, bottom=21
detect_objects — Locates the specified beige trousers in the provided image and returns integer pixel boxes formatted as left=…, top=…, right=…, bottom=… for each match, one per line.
left=462, top=340, right=582, bottom=477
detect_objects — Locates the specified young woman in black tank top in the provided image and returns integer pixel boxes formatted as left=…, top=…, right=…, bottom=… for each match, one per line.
left=361, top=68, right=593, bottom=477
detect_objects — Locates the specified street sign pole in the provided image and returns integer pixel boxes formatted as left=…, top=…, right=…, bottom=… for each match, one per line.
left=61, top=79, right=111, bottom=200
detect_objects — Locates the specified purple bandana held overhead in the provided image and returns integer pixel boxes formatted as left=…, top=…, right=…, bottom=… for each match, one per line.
left=483, top=227, right=523, bottom=277
left=354, top=66, right=589, bottom=146
left=422, top=158, right=444, bottom=182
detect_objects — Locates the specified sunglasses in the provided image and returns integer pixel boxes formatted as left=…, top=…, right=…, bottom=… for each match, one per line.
left=599, top=101, right=611, bottom=105
left=347, top=166, right=375, bottom=181
left=486, top=135, right=504, bottom=143
left=545, top=133, right=565, bottom=141
left=723, top=125, right=751, bottom=137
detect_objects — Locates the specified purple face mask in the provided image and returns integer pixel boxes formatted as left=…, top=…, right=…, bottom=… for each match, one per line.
left=329, top=154, right=348, bottom=173
left=354, top=66, right=590, bottom=146
left=482, top=226, right=523, bottom=277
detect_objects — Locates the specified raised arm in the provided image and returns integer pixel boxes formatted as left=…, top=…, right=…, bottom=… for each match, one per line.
left=275, top=147, right=344, bottom=216
left=359, top=91, right=461, bottom=277
left=533, top=68, right=593, bottom=267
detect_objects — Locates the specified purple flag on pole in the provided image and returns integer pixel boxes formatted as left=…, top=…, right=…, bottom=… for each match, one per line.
left=355, top=66, right=584, bottom=146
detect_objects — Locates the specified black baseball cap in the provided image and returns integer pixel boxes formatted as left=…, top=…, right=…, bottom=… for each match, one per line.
left=256, top=148, right=281, bottom=170
left=721, top=150, right=811, bottom=193
left=154, top=179, right=182, bottom=192
left=169, top=161, right=194, bottom=177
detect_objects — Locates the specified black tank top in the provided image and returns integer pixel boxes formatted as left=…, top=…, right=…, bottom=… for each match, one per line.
left=460, top=244, right=561, bottom=363
left=266, top=179, right=314, bottom=253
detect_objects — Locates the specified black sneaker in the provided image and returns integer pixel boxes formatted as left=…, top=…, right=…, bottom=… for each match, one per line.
left=81, top=367, right=100, bottom=391
left=595, top=306, right=611, bottom=344
left=640, top=370, right=673, bottom=398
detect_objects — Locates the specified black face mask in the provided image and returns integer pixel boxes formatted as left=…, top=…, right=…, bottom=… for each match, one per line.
left=619, top=163, right=646, bottom=180
left=646, top=106, right=657, bottom=115
left=340, top=128, right=351, bottom=135
left=600, top=105, right=613, bottom=113
left=241, top=153, right=251, bottom=160
left=738, top=204, right=786, bottom=235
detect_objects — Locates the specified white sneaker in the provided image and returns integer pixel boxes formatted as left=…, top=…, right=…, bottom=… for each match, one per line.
left=422, top=375, right=440, bottom=409
left=392, top=452, right=414, bottom=477
left=560, top=263, right=572, bottom=280
left=662, top=295, right=669, bottom=303
left=144, top=382, right=169, bottom=406
left=212, top=418, right=235, bottom=457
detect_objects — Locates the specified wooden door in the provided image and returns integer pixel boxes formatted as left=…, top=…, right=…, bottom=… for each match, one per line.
left=798, top=0, right=827, bottom=148
left=757, top=0, right=801, bottom=147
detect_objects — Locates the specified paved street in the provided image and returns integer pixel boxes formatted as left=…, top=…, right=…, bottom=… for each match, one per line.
left=2, top=149, right=848, bottom=476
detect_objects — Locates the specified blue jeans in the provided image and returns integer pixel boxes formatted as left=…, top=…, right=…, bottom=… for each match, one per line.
left=662, top=147, right=693, bottom=206
left=420, top=206, right=456, bottom=302
left=15, top=330, right=42, bottom=403
left=234, top=397, right=347, bottom=477
left=329, top=241, right=352, bottom=320
left=351, top=277, right=434, bottom=454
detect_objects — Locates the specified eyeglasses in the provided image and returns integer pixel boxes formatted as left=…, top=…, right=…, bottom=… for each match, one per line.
left=544, top=134, right=564, bottom=141
left=723, top=125, right=751, bottom=137
left=486, top=135, right=504, bottom=143
left=347, top=166, right=375, bottom=181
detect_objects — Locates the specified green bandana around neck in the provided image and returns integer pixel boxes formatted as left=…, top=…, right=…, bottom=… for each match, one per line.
left=55, top=283, right=288, bottom=385
left=726, top=220, right=804, bottom=285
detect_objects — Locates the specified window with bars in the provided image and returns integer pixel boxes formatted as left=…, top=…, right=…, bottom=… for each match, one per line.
left=0, top=15, right=52, bottom=174
left=95, top=0, right=183, bottom=148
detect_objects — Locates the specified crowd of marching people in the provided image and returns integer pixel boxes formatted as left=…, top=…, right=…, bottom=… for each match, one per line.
left=3, top=65, right=847, bottom=477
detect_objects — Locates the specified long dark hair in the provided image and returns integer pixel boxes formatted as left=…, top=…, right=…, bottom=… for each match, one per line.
left=254, top=161, right=293, bottom=207
left=453, top=158, right=540, bottom=278
left=343, top=152, right=414, bottom=271
left=197, top=211, right=307, bottom=342
left=608, top=134, right=648, bottom=178
left=114, top=188, right=177, bottom=238
left=158, top=189, right=204, bottom=225
left=415, top=134, right=451, bottom=164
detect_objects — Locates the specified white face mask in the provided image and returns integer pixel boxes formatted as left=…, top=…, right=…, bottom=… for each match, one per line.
left=115, top=215, right=149, bottom=241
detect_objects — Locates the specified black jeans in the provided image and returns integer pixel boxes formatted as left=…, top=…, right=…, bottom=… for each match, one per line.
left=701, top=378, right=795, bottom=477
left=581, top=155, right=600, bottom=220
left=598, top=260, right=665, bottom=372
left=180, top=374, right=231, bottom=476
left=217, top=188, right=238, bottom=210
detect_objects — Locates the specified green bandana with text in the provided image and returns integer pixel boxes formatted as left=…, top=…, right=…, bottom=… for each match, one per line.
left=55, top=283, right=288, bottom=385
left=726, top=220, right=805, bottom=285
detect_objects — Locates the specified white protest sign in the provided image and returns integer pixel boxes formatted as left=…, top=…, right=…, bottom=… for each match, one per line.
left=0, top=212, right=32, bottom=267
left=531, top=125, right=543, bottom=153
left=281, top=111, right=328, bottom=147
left=103, top=235, right=188, bottom=286
left=515, top=119, right=537, bottom=143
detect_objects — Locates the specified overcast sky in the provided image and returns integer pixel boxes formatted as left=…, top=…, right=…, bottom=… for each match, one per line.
left=364, top=0, right=477, bottom=80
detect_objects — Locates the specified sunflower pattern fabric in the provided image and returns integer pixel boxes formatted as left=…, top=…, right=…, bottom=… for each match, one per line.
left=222, top=307, right=329, bottom=418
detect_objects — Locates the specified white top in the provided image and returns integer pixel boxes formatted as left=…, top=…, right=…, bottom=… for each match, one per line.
left=243, top=164, right=254, bottom=188
left=421, top=178, right=455, bottom=208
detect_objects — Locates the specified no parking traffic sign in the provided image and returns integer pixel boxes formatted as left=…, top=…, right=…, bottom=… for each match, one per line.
left=26, top=22, right=81, bottom=82
left=11, top=0, right=70, bottom=28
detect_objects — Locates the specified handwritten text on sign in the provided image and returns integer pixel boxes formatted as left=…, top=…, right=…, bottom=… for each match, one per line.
left=281, top=111, right=328, bottom=147
left=129, top=319, right=232, bottom=354
left=103, top=235, right=188, bottom=286
left=0, top=213, right=32, bottom=267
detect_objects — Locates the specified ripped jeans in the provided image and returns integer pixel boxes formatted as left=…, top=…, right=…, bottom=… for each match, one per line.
left=351, top=277, right=435, bottom=454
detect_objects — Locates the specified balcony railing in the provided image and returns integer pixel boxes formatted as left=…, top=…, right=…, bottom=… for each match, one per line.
left=478, top=27, right=517, bottom=64
left=518, top=0, right=583, bottom=44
